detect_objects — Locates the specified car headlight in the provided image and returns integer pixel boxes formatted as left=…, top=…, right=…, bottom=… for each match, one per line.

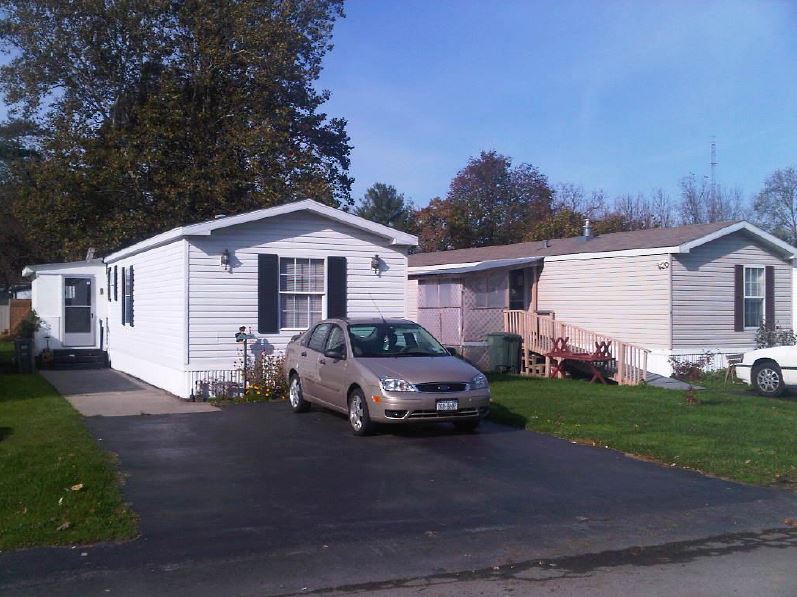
left=469, top=373, right=488, bottom=390
left=379, top=377, right=418, bottom=392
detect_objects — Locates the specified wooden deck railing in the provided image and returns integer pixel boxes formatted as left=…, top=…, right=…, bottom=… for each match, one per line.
left=503, top=310, right=649, bottom=385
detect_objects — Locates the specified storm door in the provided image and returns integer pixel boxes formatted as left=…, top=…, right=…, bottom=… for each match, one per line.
left=63, top=277, right=94, bottom=346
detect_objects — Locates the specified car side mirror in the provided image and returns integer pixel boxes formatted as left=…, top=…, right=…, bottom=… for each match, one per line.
left=324, top=347, right=346, bottom=360
left=446, top=347, right=458, bottom=356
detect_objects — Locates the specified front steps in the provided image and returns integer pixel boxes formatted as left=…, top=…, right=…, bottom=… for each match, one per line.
left=45, top=349, right=109, bottom=370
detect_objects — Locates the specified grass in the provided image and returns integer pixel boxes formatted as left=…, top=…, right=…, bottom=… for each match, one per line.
left=488, top=374, right=797, bottom=487
left=0, top=372, right=138, bottom=550
left=0, top=340, right=13, bottom=371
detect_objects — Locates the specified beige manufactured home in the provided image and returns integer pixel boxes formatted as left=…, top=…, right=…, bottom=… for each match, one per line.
left=408, top=221, right=797, bottom=380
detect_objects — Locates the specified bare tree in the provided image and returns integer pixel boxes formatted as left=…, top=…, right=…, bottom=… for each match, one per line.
left=649, top=188, right=675, bottom=228
left=678, top=173, right=746, bottom=224
left=554, top=183, right=607, bottom=217
left=611, top=190, right=674, bottom=229
left=753, top=167, right=797, bottom=245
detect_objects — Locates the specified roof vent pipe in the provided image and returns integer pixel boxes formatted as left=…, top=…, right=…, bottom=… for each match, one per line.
left=583, top=218, right=593, bottom=239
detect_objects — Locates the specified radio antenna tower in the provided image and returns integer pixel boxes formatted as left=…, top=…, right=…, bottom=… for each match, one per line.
left=710, top=136, right=718, bottom=201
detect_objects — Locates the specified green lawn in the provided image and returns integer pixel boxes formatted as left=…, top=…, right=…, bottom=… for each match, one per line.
left=0, top=373, right=138, bottom=550
left=488, top=374, right=797, bottom=487
left=0, top=340, right=12, bottom=369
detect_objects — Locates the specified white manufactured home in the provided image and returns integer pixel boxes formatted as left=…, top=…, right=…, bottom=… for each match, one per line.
left=408, top=221, right=797, bottom=381
left=24, top=200, right=417, bottom=397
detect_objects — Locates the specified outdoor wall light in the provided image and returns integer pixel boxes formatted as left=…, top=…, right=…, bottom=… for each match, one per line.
left=221, top=249, right=231, bottom=271
left=371, top=254, right=382, bottom=274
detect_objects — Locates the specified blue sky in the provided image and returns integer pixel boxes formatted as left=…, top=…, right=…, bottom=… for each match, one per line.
left=317, top=0, right=797, bottom=207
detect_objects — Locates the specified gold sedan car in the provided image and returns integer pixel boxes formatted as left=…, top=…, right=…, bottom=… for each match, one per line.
left=284, top=318, right=491, bottom=436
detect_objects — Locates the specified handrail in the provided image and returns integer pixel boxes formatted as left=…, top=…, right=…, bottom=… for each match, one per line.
left=503, top=310, right=649, bottom=385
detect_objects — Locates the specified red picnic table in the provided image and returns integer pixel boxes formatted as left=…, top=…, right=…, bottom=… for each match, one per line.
left=545, top=337, right=615, bottom=384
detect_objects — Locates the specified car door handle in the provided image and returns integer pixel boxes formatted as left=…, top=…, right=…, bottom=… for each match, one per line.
left=318, top=358, right=326, bottom=365
left=300, top=351, right=307, bottom=357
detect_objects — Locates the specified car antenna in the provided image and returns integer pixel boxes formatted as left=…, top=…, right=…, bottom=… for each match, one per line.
left=369, top=292, right=386, bottom=324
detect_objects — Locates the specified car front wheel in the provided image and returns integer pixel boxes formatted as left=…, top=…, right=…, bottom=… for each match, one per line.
left=752, top=361, right=785, bottom=397
left=288, top=374, right=311, bottom=412
left=348, top=389, right=374, bottom=436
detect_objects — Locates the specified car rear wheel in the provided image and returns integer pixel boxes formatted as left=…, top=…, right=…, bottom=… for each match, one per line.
left=453, top=419, right=481, bottom=433
left=752, top=361, right=785, bottom=397
left=288, top=374, right=310, bottom=412
left=348, top=389, right=374, bottom=436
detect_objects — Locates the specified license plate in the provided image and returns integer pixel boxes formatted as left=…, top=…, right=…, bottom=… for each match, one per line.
left=436, top=399, right=458, bottom=412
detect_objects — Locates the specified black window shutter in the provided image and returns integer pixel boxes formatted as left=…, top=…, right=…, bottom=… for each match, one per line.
left=734, top=264, right=744, bottom=332
left=106, top=267, right=111, bottom=302
left=327, top=256, right=347, bottom=318
left=129, top=265, right=134, bottom=327
left=121, top=267, right=126, bottom=325
left=765, top=265, right=775, bottom=325
left=258, top=254, right=279, bottom=333
left=113, top=266, right=118, bottom=301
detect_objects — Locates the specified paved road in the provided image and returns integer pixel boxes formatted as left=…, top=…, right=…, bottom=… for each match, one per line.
left=40, top=369, right=218, bottom=416
left=2, top=402, right=796, bottom=596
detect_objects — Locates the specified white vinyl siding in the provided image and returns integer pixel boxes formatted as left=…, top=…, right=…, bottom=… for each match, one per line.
left=187, top=211, right=408, bottom=367
left=105, top=240, right=188, bottom=396
left=406, top=279, right=419, bottom=321
left=671, top=231, right=792, bottom=351
left=537, top=253, right=671, bottom=350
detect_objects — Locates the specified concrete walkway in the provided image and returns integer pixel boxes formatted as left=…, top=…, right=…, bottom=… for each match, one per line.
left=645, top=372, right=704, bottom=390
left=40, top=369, right=218, bottom=416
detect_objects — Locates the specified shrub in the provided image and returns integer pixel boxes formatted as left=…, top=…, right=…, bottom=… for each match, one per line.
left=15, top=309, right=41, bottom=339
left=755, top=322, right=797, bottom=349
left=247, top=352, right=288, bottom=401
left=668, top=351, right=715, bottom=381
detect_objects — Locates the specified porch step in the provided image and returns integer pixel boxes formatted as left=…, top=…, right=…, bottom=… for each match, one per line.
left=47, top=349, right=109, bottom=370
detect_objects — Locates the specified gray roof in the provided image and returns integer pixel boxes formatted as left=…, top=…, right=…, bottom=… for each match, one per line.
left=409, top=221, right=741, bottom=267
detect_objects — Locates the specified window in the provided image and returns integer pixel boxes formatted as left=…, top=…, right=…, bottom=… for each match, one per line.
left=744, top=266, right=764, bottom=328
left=307, top=323, right=332, bottom=352
left=509, top=269, right=528, bottom=310
left=325, top=325, right=346, bottom=356
left=419, top=280, right=461, bottom=308
left=122, top=266, right=133, bottom=326
left=280, top=258, right=324, bottom=329
left=473, top=272, right=506, bottom=308
left=347, top=322, right=448, bottom=358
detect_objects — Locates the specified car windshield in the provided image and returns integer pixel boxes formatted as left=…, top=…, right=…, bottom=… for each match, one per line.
left=348, top=323, right=449, bottom=358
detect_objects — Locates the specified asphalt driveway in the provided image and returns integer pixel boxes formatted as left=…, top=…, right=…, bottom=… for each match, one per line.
left=2, top=402, right=797, bottom=596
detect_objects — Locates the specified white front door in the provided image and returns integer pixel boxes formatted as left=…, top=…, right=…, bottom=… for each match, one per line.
left=63, top=277, right=95, bottom=346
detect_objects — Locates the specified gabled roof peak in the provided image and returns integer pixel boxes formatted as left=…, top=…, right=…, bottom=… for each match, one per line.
left=104, top=199, right=418, bottom=262
left=409, top=220, right=795, bottom=268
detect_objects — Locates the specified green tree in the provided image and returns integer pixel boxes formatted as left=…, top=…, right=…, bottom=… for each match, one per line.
left=355, top=183, right=415, bottom=231
left=0, top=0, right=352, bottom=261
left=524, top=209, right=583, bottom=241
left=753, top=167, right=797, bottom=245
left=441, top=150, right=553, bottom=249
left=415, top=197, right=453, bottom=252
left=0, top=119, right=40, bottom=287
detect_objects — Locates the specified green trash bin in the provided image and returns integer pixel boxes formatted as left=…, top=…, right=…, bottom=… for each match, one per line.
left=486, top=332, right=522, bottom=373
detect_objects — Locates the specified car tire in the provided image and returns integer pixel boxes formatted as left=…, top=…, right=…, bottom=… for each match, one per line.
left=752, top=361, right=785, bottom=397
left=453, top=419, right=481, bottom=433
left=348, top=388, right=374, bottom=436
left=288, top=374, right=311, bottom=412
